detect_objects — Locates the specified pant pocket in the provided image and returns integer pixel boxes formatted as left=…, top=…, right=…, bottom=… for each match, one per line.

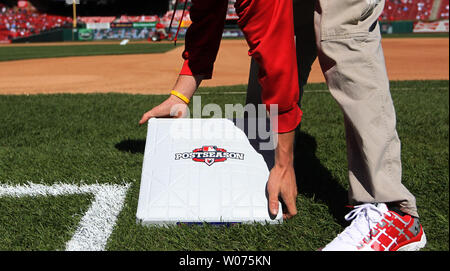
left=360, top=0, right=382, bottom=21
left=319, top=0, right=383, bottom=40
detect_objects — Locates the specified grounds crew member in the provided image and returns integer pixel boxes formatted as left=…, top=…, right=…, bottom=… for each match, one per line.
left=140, top=0, right=300, bottom=220
left=140, top=0, right=426, bottom=251
left=246, top=0, right=426, bottom=251
left=155, top=19, right=169, bottom=40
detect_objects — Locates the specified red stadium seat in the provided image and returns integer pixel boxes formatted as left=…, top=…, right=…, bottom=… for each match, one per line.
left=0, top=0, right=445, bottom=42
left=437, top=0, right=449, bottom=19
left=380, top=0, right=435, bottom=21
left=0, top=3, right=72, bottom=41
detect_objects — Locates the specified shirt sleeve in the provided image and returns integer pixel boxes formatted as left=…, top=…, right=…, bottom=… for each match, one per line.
left=179, top=0, right=229, bottom=79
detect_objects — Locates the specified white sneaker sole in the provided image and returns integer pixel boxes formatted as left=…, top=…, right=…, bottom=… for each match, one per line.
left=397, top=231, right=427, bottom=251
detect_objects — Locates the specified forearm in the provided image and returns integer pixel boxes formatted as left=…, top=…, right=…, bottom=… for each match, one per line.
left=172, top=75, right=205, bottom=101
left=267, top=130, right=298, bottom=219
left=180, top=0, right=228, bottom=79
left=274, top=131, right=295, bottom=167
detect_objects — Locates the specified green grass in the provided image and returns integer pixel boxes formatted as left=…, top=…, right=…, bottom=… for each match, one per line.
left=0, top=194, right=93, bottom=251
left=0, top=80, right=448, bottom=251
left=0, top=43, right=182, bottom=62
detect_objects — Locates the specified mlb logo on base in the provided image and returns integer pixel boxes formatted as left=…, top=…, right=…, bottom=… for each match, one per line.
left=174, top=145, right=245, bottom=166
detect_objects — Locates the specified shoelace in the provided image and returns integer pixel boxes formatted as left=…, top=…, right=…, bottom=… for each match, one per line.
left=337, top=203, right=386, bottom=245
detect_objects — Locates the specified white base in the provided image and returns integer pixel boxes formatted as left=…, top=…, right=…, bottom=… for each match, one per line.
left=136, top=118, right=283, bottom=226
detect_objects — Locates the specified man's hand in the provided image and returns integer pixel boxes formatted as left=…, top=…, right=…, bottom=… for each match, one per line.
left=267, top=131, right=298, bottom=219
left=139, top=75, right=203, bottom=125
left=267, top=164, right=298, bottom=219
left=139, top=95, right=188, bottom=125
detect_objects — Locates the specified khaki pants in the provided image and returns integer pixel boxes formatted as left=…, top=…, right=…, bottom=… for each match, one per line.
left=246, top=0, right=419, bottom=217
left=314, top=0, right=418, bottom=217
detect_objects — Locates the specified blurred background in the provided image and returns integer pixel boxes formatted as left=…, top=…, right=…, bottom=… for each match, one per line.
left=0, top=0, right=448, bottom=43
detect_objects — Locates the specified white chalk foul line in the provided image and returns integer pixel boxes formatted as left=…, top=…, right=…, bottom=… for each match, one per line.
left=198, top=86, right=449, bottom=95
left=0, top=182, right=131, bottom=251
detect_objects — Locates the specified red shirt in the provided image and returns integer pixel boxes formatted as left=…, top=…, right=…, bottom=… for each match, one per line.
left=180, top=0, right=302, bottom=133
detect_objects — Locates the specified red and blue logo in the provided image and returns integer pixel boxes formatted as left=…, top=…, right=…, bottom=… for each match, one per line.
left=175, top=146, right=244, bottom=166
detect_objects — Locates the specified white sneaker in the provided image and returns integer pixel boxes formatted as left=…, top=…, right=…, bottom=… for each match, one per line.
left=321, top=203, right=426, bottom=251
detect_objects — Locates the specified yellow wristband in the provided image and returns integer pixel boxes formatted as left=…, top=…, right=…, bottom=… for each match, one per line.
left=170, top=90, right=190, bottom=104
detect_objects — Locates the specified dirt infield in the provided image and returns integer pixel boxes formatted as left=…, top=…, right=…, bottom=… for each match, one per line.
left=0, top=38, right=448, bottom=95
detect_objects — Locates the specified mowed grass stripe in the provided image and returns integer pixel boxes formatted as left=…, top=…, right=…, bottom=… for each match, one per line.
left=0, top=80, right=447, bottom=251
